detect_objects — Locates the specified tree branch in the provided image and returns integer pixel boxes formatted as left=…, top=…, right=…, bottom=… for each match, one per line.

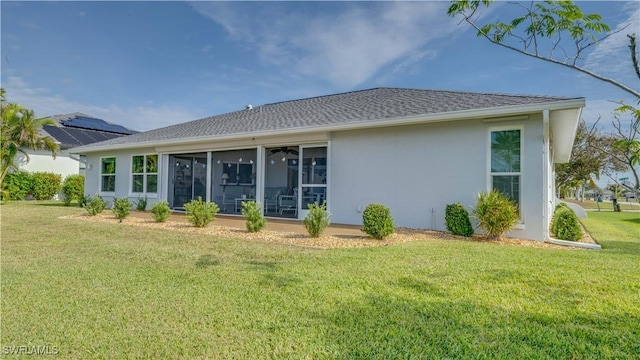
left=629, top=34, right=640, bottom=81
left=460, top=13, right=640, bottom=97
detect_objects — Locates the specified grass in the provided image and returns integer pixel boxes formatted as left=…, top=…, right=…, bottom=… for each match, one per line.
left=564, top=198, right=640, bottom=211
left=2, top=201, right=639, bottom=358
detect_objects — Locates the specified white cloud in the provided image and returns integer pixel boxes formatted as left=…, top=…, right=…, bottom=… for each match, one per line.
left=3, top=76, right=201, bottom=132
left=189, top=1, right=459, bottom=88
left=585, top=3, right=640, bottom=86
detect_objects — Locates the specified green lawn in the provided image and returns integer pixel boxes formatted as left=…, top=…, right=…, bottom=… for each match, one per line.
left=2, top=202, right=639, bottom=359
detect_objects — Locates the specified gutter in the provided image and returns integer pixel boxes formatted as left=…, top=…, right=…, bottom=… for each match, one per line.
left=72, top=98, right=585, bottom=154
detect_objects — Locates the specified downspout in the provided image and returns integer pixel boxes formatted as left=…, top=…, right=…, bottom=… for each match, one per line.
left=542, top=110, right=551, bottom=241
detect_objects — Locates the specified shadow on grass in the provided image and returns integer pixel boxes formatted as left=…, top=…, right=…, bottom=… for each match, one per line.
left=313, top=293, right=639, bottom=358
left=598, top=241, right=640, bottom=255
left=34, top=202, right=75, bottom=207
left=195, top=254, right=220, bottom=268
left=622, top=217, right=640, bottom=225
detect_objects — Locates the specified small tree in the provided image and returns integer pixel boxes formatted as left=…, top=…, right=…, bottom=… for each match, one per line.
left=472, top=190, right=519, bottom=240
left=1, top=93, right=59, bottom=188
left=241, top=201, right=266, bottom=233
left=362, top=203, right=395, bottom=240
left=184, top=197, right=219, bottom=227
left=303, top=202, right=331, bottom=238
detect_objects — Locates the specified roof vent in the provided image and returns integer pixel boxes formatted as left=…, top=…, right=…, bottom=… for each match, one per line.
left=246, top=104, right=253, bottom=110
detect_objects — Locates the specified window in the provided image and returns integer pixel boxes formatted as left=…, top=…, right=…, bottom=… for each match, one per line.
left=490, top=129, right=521, bottom=207
left=101, top=157, right=116, bottom=192
left=222, top=162, right=254, bottom=184
left=132, top=155, right=158, bottom=193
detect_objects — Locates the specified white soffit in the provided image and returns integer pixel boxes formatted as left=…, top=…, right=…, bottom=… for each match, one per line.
left=550, top=108, right=582, bottom=163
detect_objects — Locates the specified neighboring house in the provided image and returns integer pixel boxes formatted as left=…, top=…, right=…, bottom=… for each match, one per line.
left=16, top=112, right=137, bottom=179
left=72, top=88, right=584, bottom=241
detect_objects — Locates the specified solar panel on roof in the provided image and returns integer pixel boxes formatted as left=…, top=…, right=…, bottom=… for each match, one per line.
left=60, top=116, right=138, bottom=135
left=44, top=125, right=128, bottom=148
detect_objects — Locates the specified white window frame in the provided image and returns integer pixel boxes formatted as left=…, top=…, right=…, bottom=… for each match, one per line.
left=99, top=156, right=116, bottom=195
left=487, top=125, right=524, bottom=226
left=129, top=154, right=159, bottom=197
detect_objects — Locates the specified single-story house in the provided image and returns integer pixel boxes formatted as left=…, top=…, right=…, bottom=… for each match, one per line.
left=16, top=112, right=137, bottom=179
left=72, top=88, right=583, bottom=241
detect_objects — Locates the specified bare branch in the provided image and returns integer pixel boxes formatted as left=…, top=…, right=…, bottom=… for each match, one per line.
left=629, top=34, right=640, bottom=81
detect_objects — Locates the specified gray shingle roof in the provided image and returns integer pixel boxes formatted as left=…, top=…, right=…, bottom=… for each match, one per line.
left=75, top=87, right=582, bottom=150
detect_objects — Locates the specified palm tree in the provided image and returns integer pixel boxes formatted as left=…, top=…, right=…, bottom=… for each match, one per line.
left=0, top=92, right=59, bottom=187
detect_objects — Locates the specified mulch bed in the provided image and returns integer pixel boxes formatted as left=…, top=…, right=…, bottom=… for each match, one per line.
left=61, top=213, right=575, bottom=250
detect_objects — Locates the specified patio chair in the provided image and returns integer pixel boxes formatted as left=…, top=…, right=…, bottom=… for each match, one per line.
left=278, top=195, right=297, bottom=215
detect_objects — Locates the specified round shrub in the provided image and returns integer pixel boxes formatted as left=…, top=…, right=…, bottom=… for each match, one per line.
left=84, top=195, right=107, bottom=216
left=445, top=203, right=474, bottom=237
left=241, top=201, right=266, bottom=233
left=303, top=201, right=331, bottom=238
left=113, top=197, right=134, bottom=221
left=150, top=201, right=172, bottom=222
left=472, top=190, right=519, bottom=240
left=362, top=203, right=395, bottom=240
left=31, top=172, right=61, bottom=200
left=62, top=174, right=84, bottom=206
left=551, top=207, right=582, bottom=241
left=2, top=171, right=33, bottom=200
left=184, top=197, right=219, bottom=227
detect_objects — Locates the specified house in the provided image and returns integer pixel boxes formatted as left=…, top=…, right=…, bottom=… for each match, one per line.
left=16, top=112, right=138, bottom=179
left=71, top=88, right=584, bottom=241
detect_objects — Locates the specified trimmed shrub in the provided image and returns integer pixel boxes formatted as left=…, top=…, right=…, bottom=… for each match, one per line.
left=304, top=201, right=331, bottom=238
left=62, top=174, right=84, bottom=206
left=362, top=203, right=395, bottom=240
left=31, top=172, right=62, bottom=200
left=241, top=201, right=266, bottom=233
left=472, top=190, right=519, bottom=240
left=150, top=201, right=172, bottom=222
left=2, top=171, right=33, bottom=200
left=551, top=207, right=582, bottom=241
left=113, top=197, right=134, bottom=221
left=79, top=194, right=90, bottom=208
left=84, top=195, right=107, bottom=216
left=445, top=203, right=474, bottom=237
left=555, top=202, right=569, bottom=212
left=184, top=197, right=219, bottom=227
left=135, top=195, right=148, bottom=211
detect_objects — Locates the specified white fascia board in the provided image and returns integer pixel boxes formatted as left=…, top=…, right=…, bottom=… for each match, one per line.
left=72, top=99, right=585, bottom=154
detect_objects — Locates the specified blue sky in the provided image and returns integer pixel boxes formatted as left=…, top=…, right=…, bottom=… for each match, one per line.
left=1, top=0, right=638, bottom=137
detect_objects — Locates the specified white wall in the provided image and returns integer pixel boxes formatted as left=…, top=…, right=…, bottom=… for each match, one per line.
left=84, top=147, right=159, bottom=207
left=16, top=149, right=80, bottom=180
left=329, top=115, right=546, bottom=241
left=81, top=113, right=550, bottom=241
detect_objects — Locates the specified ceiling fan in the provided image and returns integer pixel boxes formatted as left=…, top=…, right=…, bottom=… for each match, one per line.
left=269, top=146, right=299, bottom=156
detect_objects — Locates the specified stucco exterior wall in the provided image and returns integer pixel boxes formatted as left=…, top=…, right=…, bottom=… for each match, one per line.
left=329, top=115, right=546, bottom=240
left=84, top=147, right=160, bottom=207
left=81, top=113, right=549, bottom=241
left=16, top=149, right=80, bottom=180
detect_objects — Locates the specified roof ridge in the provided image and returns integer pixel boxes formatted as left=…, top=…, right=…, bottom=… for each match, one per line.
left=259, top=87, right=391, bottom=108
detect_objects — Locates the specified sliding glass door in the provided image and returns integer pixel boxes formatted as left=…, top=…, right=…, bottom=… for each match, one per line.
left=169, top=154, right=207, bottom=209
